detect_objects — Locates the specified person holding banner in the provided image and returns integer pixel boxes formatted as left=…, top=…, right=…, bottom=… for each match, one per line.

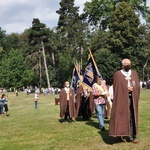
left=75, top=80, right=84, bottom=117
left=76, top=80, right=94, bottom=120
left=60, top=81, right=76, bottom=123
left=92, top=76, right=108, bottom=131
left=81, top=86, right=91, bottom=120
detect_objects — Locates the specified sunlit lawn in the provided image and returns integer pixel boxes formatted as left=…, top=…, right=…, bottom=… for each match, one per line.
left=0, top=89, right=150, bottom=150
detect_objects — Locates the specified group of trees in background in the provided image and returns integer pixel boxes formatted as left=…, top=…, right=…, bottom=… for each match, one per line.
left=0, top=0, right=150, bottom=90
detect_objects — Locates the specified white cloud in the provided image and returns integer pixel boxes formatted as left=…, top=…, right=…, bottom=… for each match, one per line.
left=75, top=0, right=91, bottom=6
left=0, top=0, right=90, bottom=34
left=4, top=23, right=28, bottom=34
left=0, top=0, right=61, bottom=33
left=75, top=0, right=91, bottom=14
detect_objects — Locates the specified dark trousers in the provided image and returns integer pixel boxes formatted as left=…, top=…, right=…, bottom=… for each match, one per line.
left=129, top=92, right=136, bottom=140
left=0, top=104, right=3, bottom=114
left=65, top=101, right=71, bottom=120
left=3, top=104, right=8, bottom=112
left=82, top=98, right=90, bottom=120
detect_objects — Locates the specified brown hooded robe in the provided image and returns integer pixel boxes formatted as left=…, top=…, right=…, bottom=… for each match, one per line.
left=76, top=85, right=84, bottom=116
left=89, top=92, right=95, bottom=116
left=76, top=85, right=95, bottom=117
left=60, top=87, right=76, bottom=118
left=109, top=70, right=140, bottom=137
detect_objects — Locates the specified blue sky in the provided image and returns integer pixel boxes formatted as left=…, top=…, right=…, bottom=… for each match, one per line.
left=0, top=0, right=149, bottom=34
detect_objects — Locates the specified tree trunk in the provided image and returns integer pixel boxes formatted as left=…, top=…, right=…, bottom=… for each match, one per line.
left=52, top=51, right=56, bottom=73
left=80, top=46, right=83, bottom=69
left=143, top=59, right=148, bottom=82
left=41, top=40, right=51, bottom=88
left=39, top=50, right=42, bottom=92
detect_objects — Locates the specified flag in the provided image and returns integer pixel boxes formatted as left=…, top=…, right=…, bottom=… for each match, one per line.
left=82, top=49, right=102, bottom=91
left=70, top=64, right=80, bottom=94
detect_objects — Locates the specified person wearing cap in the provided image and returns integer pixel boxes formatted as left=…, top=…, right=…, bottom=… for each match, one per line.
left=109, top=58, right=140, bottom=144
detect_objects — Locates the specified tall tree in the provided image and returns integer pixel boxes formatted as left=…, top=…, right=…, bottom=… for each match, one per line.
left=0, top=49, right=36, bottom=89
left=84, top=0, right=150, bottom=30
left=56, top=0, right=88, bottom=84
left=106, top=1, right=150, bottom=80
left=87, top=1, right=148, bottom=83
left=28, top=18, right=50, bottom=89
left=88, top=30, right=120, bottom=84
left=138, top=23, right=150, bottom=81
left=108, top=2, right=141, bottom=65
left=56, top=0, right=87, bottom=58
left=0, top=27, right=6, bottom=57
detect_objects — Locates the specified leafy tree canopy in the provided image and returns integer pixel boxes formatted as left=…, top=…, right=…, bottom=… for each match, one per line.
left=84, top=0, right=150, bottom=29
left=0, top=49, right=36, bottom=89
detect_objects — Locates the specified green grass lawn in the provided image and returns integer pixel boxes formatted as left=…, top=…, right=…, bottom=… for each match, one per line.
left=0, top=90, right=150, bottom=150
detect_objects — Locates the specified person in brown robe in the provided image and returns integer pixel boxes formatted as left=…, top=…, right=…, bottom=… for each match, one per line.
left=75, top=81, right=84, bottom=117
left=88, top=91, right=95, bottom=117
left=81, top=86, right=94, bottom=120
left=60, top=81, right=76, bottom=123
left=76, top=81, right=94, bottom=120
left=109, top=58, right=140, bottom=143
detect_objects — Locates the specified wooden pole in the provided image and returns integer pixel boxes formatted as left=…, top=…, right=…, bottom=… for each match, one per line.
left=88, top=48, right=102, bottom=78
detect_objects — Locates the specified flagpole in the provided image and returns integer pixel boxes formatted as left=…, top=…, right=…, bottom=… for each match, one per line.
left=74, top=63, right=82, bottom=81
left=70, top=68, right=75, bottom=88
left=81, top=46, right=83, bottom=69
left=88, top=48, right=102, bottom=78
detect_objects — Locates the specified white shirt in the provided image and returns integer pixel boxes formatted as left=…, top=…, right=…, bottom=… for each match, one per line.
left=121, top=69, right=132, bottom=87
left=64, top=87, right=70, bottom=100
left=109, top=85, right=113, bottom=100
left=35, top=93, right=38, bottom=99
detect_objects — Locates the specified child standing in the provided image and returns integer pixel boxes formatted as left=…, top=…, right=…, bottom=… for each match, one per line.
left=34, top=92, right=39, bottom=109
left=0, top=95, right=3, bottom=114
left=1, top=94, right=9, bottom=117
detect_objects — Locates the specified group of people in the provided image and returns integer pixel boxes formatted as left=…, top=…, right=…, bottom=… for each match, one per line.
left=0, top=94, right=9, bottom=117
left=59, top=76, right=112, bottom=124
left=59, top=58, right=140, bottom=144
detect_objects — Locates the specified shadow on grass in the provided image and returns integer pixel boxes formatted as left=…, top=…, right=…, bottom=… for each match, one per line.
left=58, top=118, right=67, bottom=123
left=58, top=118, right=75, bottom=123
left=85, top=119, right=99, bottom=129
left=85, top=119, right=123, bottom=145
left=98, top=130, right=124, bottom=145
left=75, top=116, right=91, bottom=122
left=85, top=117, right=110, bottom=129
left=104, top=119, right=110, bottom=124
left=75, top=117, right=84, bottom=121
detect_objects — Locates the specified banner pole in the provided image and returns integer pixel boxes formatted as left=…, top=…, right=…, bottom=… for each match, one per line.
left=88, top=48, right=102, bottom=78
